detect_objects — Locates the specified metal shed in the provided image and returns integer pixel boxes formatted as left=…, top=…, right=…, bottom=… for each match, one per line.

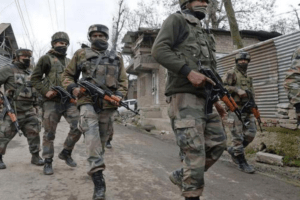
left=217, top=31, right=300, bottom=118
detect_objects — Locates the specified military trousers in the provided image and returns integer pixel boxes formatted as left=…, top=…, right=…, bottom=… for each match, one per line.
left=78, top=104, right=115, bottom=176
left=42, top=101, right=81, bottom=159
left=0, top=108, right=41, bottom=155
left=227, top=111, right=257, bottom=156
left=107, top=111, right=116, bottom=141
left=168, top=93, right=226, bottom=197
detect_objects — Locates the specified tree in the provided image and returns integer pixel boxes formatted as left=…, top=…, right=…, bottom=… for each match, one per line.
left=111, top=0, right=129, bottom=51
left=223, top=0, right=243, bottom=49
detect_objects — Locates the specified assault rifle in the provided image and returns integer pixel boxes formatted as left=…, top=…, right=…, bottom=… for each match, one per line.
left=50, top=86, right=77, bottom=105
left=197, top=61, right=246, bottom=127
left=241, top=90, right=263, bottom=132
left=78, top=79, right=139, bottom=115
left=0, top=92, right=22, bottom=136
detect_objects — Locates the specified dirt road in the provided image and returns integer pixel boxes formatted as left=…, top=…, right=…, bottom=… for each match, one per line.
left=0, top=119, right=299, bottom=200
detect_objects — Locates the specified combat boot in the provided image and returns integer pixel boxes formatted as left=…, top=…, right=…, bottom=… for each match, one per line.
left=58, top=149, right=77, bottom=167
left=0, top=154, right=6, bottom=169
left=92, top=170, right=106, bottom=200
left=105, top=140, right=112, bottom=149
left=31, top=152, right=45, bottom=166
left=185, top=197, right=200, bottom=200
left=227, top=146, right=239, bottom=165
left=43, top=158, right=54, bottom=175
left=236, top=154, right=255, bottom=174
left=169, top=168, right=183, bottom=190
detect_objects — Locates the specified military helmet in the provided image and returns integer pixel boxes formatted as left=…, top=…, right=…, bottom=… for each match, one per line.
left=179, top=0, right=210, bottom=9
left=88, top=24, right=109, bottom=41
left=15, top=49, right=32, bottom=58
left=51, top=32, right=70, bottom=46
left=235, top=51, right=251, bottom=63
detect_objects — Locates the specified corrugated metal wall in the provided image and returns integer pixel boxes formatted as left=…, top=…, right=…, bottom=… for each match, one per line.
left=273, top=31, right=300, bottom=104
left=0, top=55, right=12, bottom=68
left=217, top=39, right=279, bottom=118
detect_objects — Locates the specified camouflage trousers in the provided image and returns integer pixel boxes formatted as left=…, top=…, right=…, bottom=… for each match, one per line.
left=42, top=101, right=81, bottom=159
left=168, top=93, right=226, bottom=197
left=107, top=111, right=117, bottom=141
left=227, top=112, right=257, bottom=156
left=0, top=108, right=41, bottom=155
left=78, top=104, right=115, bottom=175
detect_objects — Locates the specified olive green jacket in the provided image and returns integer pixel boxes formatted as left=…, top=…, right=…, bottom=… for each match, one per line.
left=151, top=10, right=217, bottom=97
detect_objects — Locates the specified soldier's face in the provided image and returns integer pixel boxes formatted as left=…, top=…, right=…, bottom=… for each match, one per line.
left=237, top=59, right=249, bottom=64
left=54, top=41, right=68, bottom=47
left=91, top=32, right=107, bottom=42
left=19, top=55, right=30, bottom=60
left=187, top=0, right=208, bottom=8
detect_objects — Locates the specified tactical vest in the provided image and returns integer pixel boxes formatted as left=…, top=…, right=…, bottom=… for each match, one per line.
left=233, top=67, right=253, bottom=104
left=174, top=11, right=217, bottom=71
left=80, top=48, right=120, bottom=89
left=11, top=64, right=36, bottom=102
left=46, top=54, right=70, bottom=87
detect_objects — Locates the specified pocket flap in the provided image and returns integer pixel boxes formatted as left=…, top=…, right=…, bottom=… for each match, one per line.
left=174, top=119, right=195, bottom=129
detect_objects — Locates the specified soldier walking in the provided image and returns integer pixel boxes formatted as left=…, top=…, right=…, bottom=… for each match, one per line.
left=222, top=51, right=256, bottom=174
left=61, top=24, right=128, bottom=200
left=31, top=32, right=82, bottom=175
left=152, top=1, right=227, bottom=199
left=0, top=49, right=44, bottom=169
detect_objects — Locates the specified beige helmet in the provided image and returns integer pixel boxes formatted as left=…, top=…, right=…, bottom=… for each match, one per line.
left=235, top=51, right=251, bottom=63
left=51, top=32, right=70, bottom=46
left=87, top=24, right=109, bottom=41
left=178, top=0, right=210, bottom=10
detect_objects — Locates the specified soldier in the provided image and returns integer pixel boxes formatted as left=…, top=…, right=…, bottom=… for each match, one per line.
left=61, top=24, right=128, bottom=200
left=151, top=1, right=227, bottom=200
left=222, top=51, right=256, bottom=174
left=30, top=32, right=82, bottom=175
left=0, top=49, right=44, bottom=169
left=285, top=47, right=300, bottom=129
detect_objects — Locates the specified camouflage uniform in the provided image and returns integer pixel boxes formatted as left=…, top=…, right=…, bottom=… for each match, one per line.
left=222, top=66, right=257, bottom=156
left=62, top=46, right=128, bottom=175
left=31, top=33, right=81, bottom=173
left=0, top=51, right=43, bottom=166
left=152, top=8, right=226, bottom=197
left=284, top=46, right=300, bottom=118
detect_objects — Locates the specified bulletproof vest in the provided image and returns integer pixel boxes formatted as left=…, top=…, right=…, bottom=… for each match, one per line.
left=80, top=48, right=120, bottom=89
left=174, top=11, right=217, bottom=70
left=46, top=54, right=70, bottom=86
left=233, top=67, right=253, bottom=104
left=11, top=64, right=36, bottom=102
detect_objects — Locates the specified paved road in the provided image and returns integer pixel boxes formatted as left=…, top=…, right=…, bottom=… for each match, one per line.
left=0, top=120, right=299, bottom=200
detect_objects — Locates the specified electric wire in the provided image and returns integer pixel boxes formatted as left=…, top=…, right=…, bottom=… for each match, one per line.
left=23, top=0, right=35, bottom=39
left=63, top=0, right=66, bottom=31
left=47, top=0, right=55, bottom=32
left=54, top=0, right=59, bottom=30
left=14, top=0, right=31, bottom=48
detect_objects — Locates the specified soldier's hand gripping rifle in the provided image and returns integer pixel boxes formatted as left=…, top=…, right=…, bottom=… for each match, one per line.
left=241, top=90, right=263, bottom=132
left=197, top=61, right=246, bottom=128
left=0, top=92, right=22, bottom=136
left=77, top=80, right=139, bottom=115
left=50, top=86, right=77, bottom=105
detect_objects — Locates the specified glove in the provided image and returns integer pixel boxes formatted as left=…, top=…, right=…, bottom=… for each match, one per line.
left=237, top=89, right=247, bottom=98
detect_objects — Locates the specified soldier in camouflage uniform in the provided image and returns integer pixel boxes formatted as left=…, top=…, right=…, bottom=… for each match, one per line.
left=284, top=46, right=300, bottom=127
left=222, top=51, right=256, bottom=174
left=61, top=24, right=128, bottom=200
left=31, top=32, right=82, bottom=175
left=151, top=1, right=226, bottom=199
left=0, top=49, right=44, bottom=169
